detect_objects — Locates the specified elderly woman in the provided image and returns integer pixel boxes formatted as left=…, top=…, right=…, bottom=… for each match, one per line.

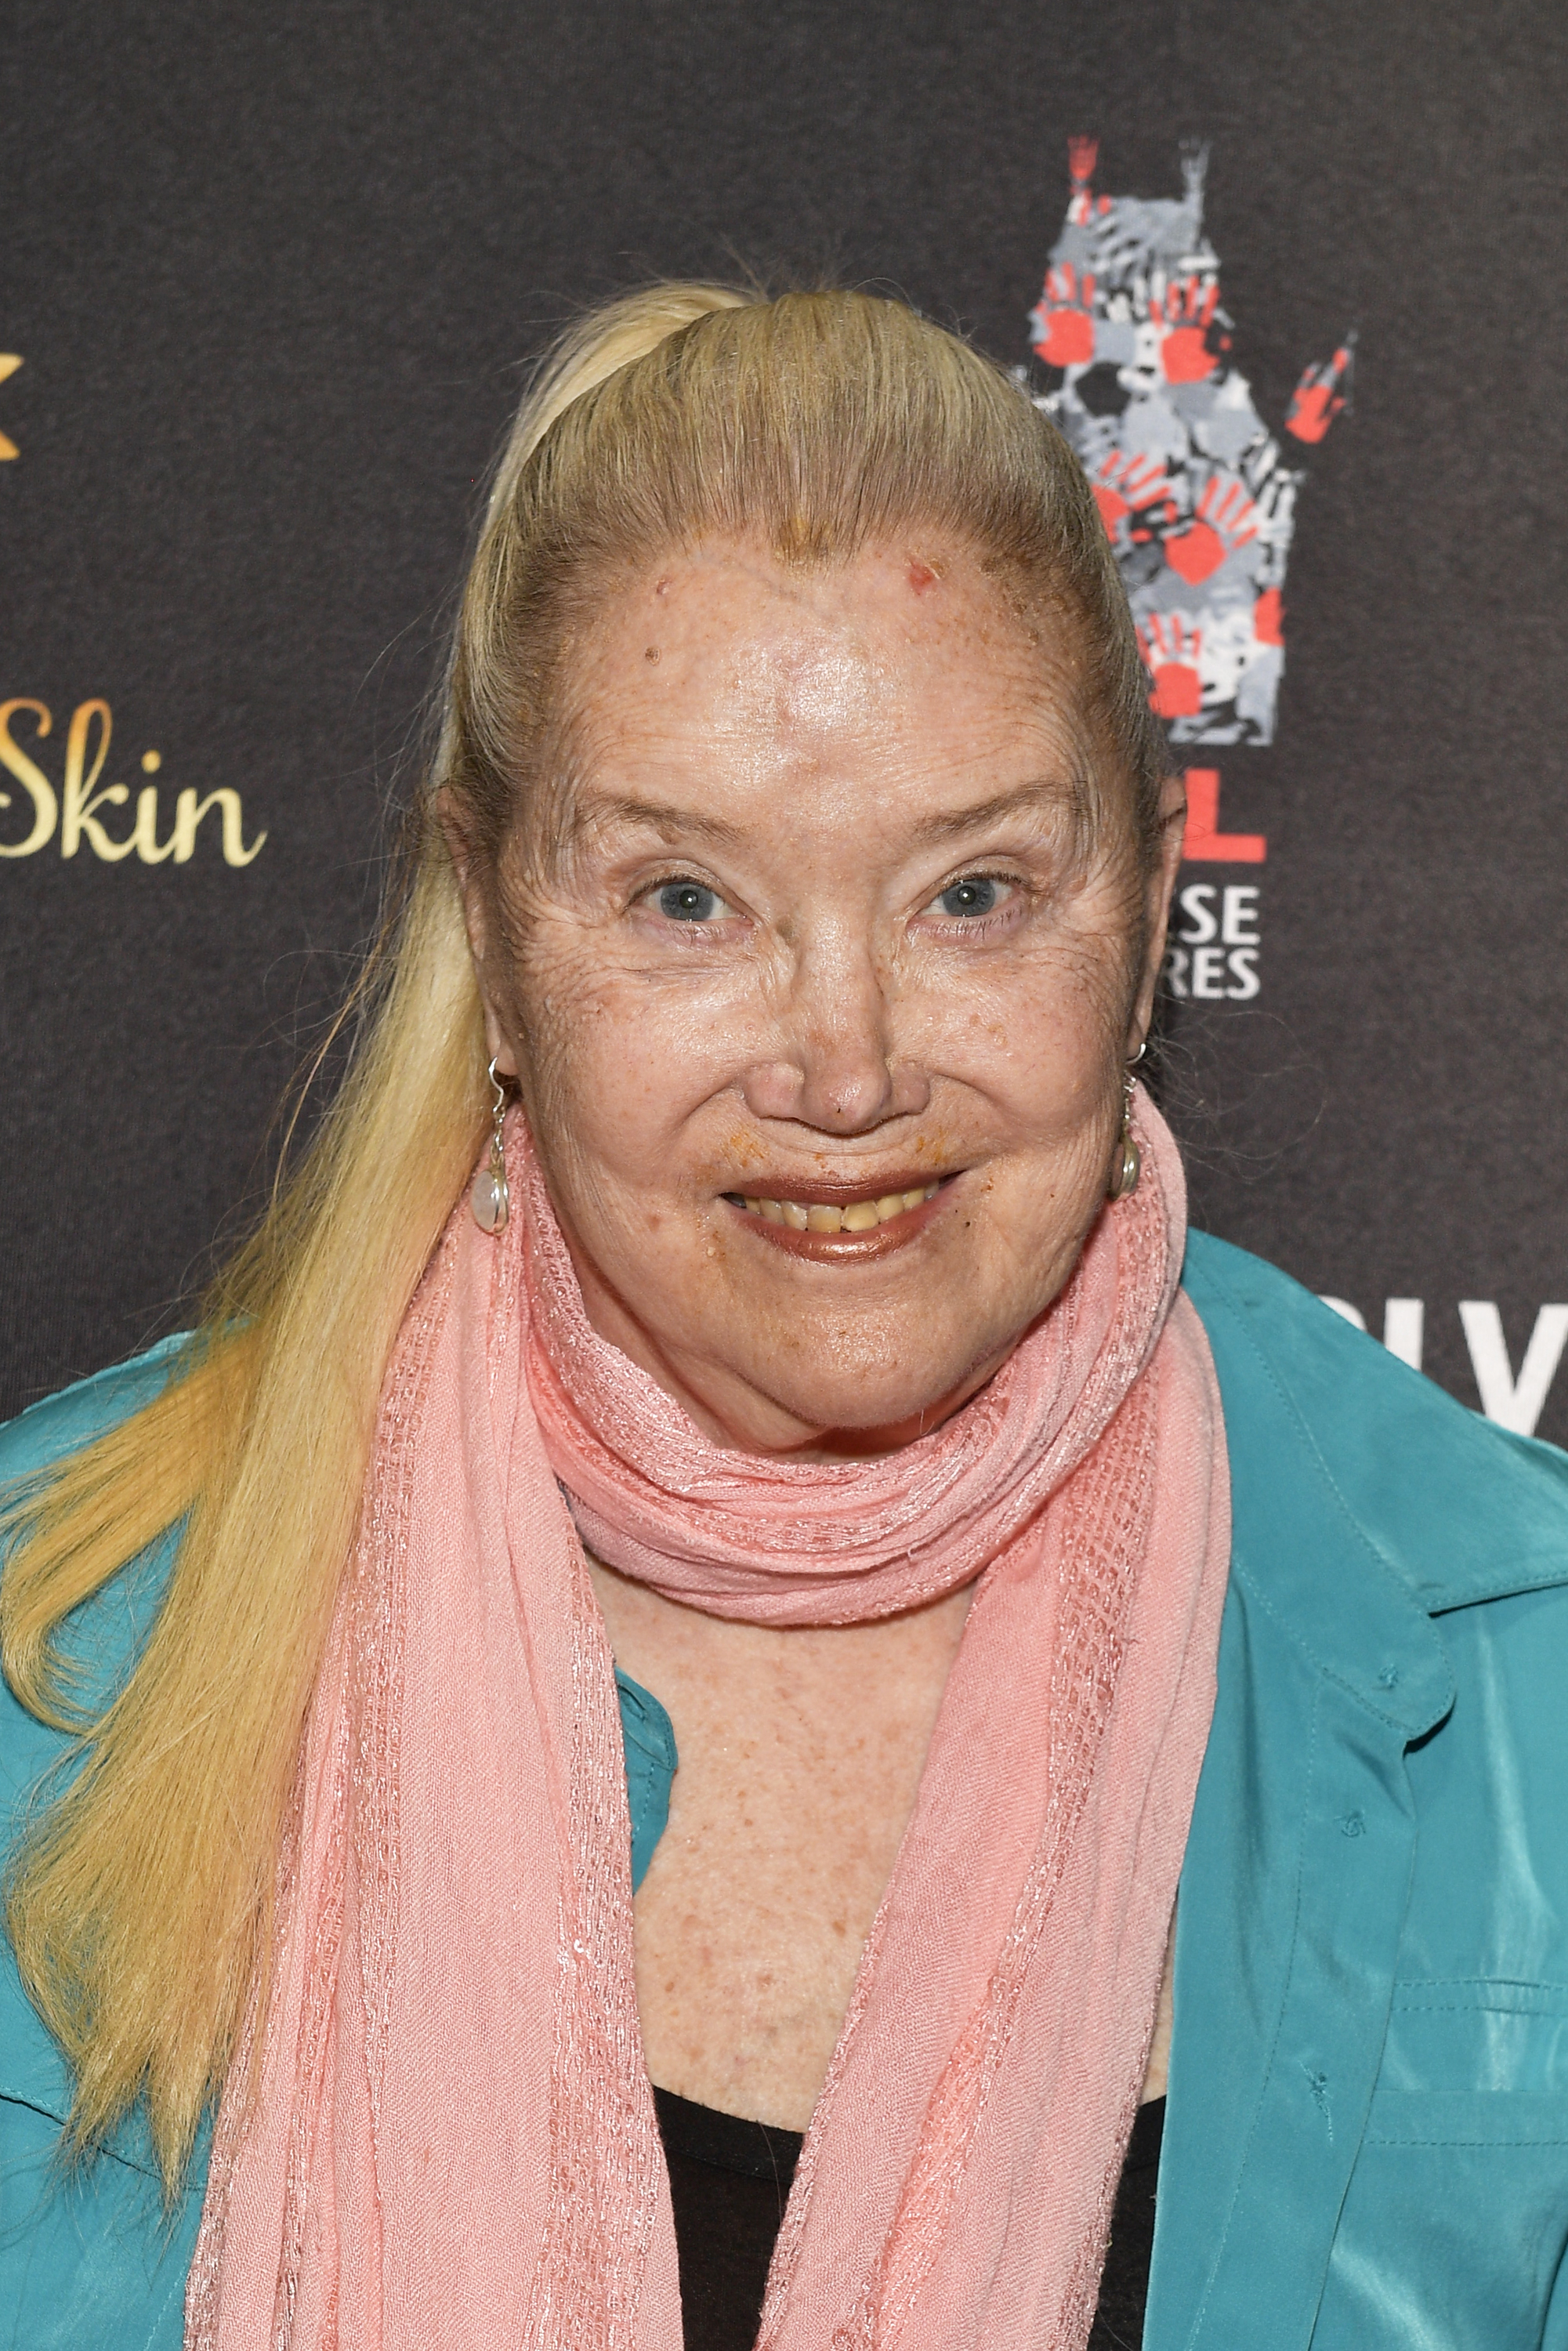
left=3, top=286, right=1566, bottom=2351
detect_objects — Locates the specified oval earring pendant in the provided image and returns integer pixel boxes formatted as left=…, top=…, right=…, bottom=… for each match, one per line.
left=1107, top=1132, right=1141, bottom=1201
left=471, top=1147, right=510, bottom=1234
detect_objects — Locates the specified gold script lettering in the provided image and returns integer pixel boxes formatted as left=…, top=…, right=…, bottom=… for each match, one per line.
left=0, top=699, right=59, bottom=855
left=0, top=697, right=269, bottom=866
left=172, top=788, right=266, bottom=867
left=131, top=787, right=178, bottom=863
left=61, top=701, right=135, bottom=860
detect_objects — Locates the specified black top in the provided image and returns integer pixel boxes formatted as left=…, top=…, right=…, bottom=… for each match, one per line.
left=654, top=2085, right=1165, bottom=2351
left=1088, top=2095, right=1164, bottom=2351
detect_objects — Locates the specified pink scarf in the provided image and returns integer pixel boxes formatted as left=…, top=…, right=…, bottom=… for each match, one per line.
left=186, top=1090, right=1229, bottom=2351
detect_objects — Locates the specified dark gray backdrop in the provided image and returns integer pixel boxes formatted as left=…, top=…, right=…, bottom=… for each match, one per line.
left=3, top=0, right=1565, bottom=1435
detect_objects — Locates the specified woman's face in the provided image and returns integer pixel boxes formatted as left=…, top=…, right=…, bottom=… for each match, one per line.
left=456, top=538, right=1183, bottom=1454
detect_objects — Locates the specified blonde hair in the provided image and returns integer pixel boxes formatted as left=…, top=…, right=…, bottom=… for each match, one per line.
left=1, top=284, right=1166, bottom=2192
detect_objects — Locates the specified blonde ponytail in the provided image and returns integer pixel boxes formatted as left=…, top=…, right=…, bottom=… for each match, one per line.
left=2, top=279, right=1162, bottom=2192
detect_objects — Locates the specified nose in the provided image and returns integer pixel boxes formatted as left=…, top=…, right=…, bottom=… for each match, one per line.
left=739, top=927, right=931, bottom=1134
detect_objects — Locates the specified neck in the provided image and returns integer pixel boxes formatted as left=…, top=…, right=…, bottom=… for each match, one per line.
left=567, top=1238, right=1019, bottom=1458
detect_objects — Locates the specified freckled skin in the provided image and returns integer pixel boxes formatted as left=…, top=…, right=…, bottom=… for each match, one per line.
left=449, top=535, right=1186, bottom=2128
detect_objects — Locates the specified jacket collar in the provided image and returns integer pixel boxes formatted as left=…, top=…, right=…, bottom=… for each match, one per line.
left=1182, top=1233, right=1568, bottom=1741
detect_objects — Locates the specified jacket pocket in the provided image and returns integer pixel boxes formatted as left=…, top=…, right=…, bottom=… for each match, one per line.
left=1374, top=1976, right=1568, bottom=2100
left=1306, top=1986, right=1568, bottom=2346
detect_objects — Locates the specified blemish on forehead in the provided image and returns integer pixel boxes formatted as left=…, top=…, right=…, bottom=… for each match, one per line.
left=654, top=576, right=672, bottom=597
left=907, top=558, right=940, bottom=595
left=644, top=646, right=661, bottom=663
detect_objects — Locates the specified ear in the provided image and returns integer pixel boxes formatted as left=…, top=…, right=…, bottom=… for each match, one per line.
left=1128, top=771, right=1187, bottom=1052
left=436, top=790, right=522, bottom=1080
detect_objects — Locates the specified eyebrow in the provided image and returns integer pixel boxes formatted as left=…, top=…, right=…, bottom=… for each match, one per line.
left=571, top=792, right=751, bottom=849
left=907, top=777, right=1086, bottom=845
left=570, top=779, right=1081, bottom=852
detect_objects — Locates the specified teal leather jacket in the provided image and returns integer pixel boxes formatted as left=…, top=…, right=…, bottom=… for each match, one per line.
left=5, top=1233, right=1568, bottom=2347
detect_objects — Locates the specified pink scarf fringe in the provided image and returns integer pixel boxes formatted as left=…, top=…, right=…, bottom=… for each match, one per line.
left=186, top=1090, right=1229, bottom=2351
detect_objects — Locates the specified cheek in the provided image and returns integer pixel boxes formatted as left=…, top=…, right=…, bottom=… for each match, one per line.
left=919, top=943, right=1125, bottom=1138
left=512, top=941, right=757, bottom=1186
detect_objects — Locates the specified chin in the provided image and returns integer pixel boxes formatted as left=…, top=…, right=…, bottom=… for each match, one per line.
left=759, top=1349, right=996, bottom=1451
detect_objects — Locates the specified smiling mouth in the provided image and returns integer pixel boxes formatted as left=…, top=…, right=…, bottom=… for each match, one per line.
left=719, top=1171, right=950, bottom=1251
left=728, top=1183, right=942, bottom=1233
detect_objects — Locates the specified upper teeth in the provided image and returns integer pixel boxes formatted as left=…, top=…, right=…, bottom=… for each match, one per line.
left=739, top=1184, right=940, bottom=1233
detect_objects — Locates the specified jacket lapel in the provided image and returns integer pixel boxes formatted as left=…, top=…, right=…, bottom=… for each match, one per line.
left=1149, top=1235, right=1465, bottom=2349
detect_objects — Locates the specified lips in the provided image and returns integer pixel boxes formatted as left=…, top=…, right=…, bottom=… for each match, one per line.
left=720, top=1173, right=954, bottom=1255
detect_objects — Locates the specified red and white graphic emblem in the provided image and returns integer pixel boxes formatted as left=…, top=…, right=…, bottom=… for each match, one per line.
left=1026, top=139, right=1353, bottom=746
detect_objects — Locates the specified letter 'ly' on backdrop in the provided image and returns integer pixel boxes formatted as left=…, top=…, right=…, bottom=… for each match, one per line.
left=2, top=0, right=1564, bottom=1437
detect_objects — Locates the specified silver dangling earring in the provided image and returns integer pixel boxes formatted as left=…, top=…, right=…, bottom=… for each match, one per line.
left=1106, top=1039, right=1147, bottom=1201
left=471, top=1058, right=511, bottom=1234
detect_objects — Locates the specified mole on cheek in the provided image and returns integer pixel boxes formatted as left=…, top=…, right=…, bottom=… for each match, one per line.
left=645, top=646, right=661, bottom=663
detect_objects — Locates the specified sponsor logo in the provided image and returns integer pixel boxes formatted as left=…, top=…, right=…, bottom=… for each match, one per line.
left=1025, top=137, right=1352, bottom=752
left=1022, top=139, right=1354, bottom=999
left=0, top=698, right=266, bottom=866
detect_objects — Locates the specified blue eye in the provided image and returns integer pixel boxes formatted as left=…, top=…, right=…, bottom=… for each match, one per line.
left=939, top=877, right=1000, bottom=918
left=657, top=881, right=721, bottom=922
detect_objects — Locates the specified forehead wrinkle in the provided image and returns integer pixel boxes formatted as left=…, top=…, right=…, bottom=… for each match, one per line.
left=536, top=546, right=1108, bottom=878
left=911, top=777, right=1089, bottom=846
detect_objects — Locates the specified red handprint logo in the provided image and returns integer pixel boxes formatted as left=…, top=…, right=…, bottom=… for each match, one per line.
left=1138, top=614, right=1204, bottom=719
left=1030, top=140, right=1354, bottom=748
left=1164, top=475, right=1258, bottom=585
left=1030, top=262, right=1096, bottom=369
left=1287, top=336, right=1356, bottom=444
left=1092, top=451, right=1176, bottom=536
left=1150, top=274, right=1222, bottom=385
